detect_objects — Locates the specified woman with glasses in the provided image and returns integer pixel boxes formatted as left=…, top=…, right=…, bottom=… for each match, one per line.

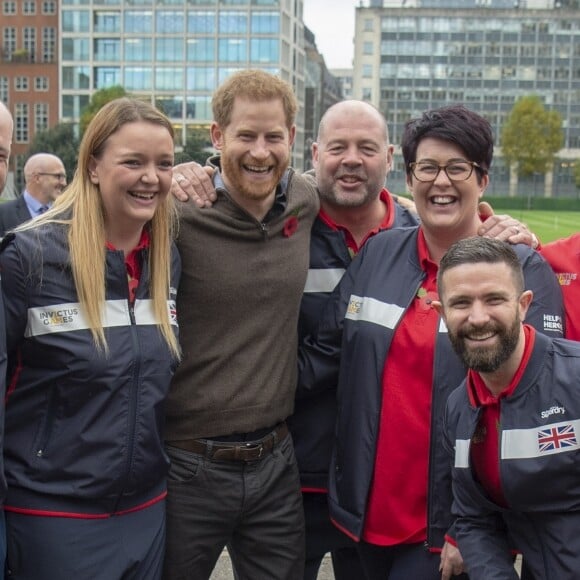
left=0, top=98, right=180, bottom=579
left=299, top=105, right=564, bottom=580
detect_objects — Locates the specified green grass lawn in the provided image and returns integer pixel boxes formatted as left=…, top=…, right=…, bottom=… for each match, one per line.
left=506, top=210, right=578, bottom=244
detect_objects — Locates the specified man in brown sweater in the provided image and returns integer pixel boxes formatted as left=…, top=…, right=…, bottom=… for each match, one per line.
left=164, top=70, right=319, bottom=580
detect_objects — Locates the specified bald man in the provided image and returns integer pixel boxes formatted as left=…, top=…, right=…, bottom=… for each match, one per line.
left=0, top=101, right=12, bottom=193
left=0, top=152, right=66, bottom=237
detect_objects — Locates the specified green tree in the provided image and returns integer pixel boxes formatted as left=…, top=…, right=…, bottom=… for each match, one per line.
left=573, top=161, right=580, bottom=190
left=79, top=85, right=128, bottom=136
left=501, top=95, right=564, bottom=177
left=23, top=123, right=80, bottom=190
left=174, top=126, right=214, bottom=165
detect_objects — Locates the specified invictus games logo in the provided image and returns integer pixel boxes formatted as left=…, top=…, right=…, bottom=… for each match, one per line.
left=556, top=272, right=577, bottom=287
left=39, top=307, right=79, bottom=326
left=347, top=297, right=362, bottom=315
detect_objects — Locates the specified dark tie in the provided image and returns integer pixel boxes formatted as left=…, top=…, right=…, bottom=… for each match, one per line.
left=38, top=205, right=49, bottom=214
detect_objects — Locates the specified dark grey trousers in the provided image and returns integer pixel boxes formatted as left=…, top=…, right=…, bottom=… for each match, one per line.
left=163, top=434, right=305, bottom=580
left=5, top=499, right=165, bottom=579
left=302, top=492, right=364, bottom=580
left=357, top=540, right=470, bottom=580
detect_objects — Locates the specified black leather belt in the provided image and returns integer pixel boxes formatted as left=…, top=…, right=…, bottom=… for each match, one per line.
left=169, top=422, right=288, bottom=462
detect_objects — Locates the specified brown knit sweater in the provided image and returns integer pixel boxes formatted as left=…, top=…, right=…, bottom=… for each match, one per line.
left=166, top=168, right=319, bottom=440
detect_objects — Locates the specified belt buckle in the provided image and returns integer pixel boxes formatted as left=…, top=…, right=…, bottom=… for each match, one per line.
left=244, top=441, right=264, bottom=459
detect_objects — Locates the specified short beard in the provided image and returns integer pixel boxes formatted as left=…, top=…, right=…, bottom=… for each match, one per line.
left=221, top=140, right=288, bottom=202
left=317, top=183, right=379, bottom=209
left=449, top=315, right=521, bottom=373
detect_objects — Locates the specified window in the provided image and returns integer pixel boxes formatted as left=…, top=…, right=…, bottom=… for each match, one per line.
left=362, top=64, right=372, bottom=78
left=155, top=97, right=182, bottom=118
left=94, top=38, right=120, bottom=61
left=124, top=38, right=152, bottom=62
left=35, top=76, right=49, bottom=91
left=363, top=42, right=373, bottom=56
left=35, top=103, right=48, bottom=132
left=0, top=76, right=8, bottom=103
left=62, top=11, right=90, bottom=32
left=251, top=12, right=279, bottom=34
left=188, top=11, right=215, bottom=33
left=156, top=38, right=184, bottom=62
left=124, top=67, right=152, bottom=90
left=94, top=11, right=120, bottom=33
left=62, top=66, right=90, bottom=89
left=62, top=94, right=89, bottom=119
left=124, top=11, right=153, bottom=33
left=219, top=38, right=247, bottom=62
left=219, top=11, right=247, bottom=34
left=23, top=27, right=36, bottom=62
left=364, top=18, right=373, bottom=32
left=62, top=38, right=89, bottom=61
left=15, top=103, right=29, bottom=143
left=3, top=27, right=16, bottom=60
left=185, top=96, right=211, bottom=120
left=42, top=1, right=56, bottom=14
left=186, top=38, right=215, bottom=62
left=15, top=77, right=29, bottom=91
left=186, top=66, right=216, bottom=91
left=3, top=1, right=16, bottom=15
left=42, top=27, right=56, bottom=62
left=250, top=38, right=278, bottom=63
left=155, top=67, right=184, bottom=91
left=94, top=67, right=121, bottom=88
left=156, top=11, right=184, bottom=33
left=23, top=1, right=36, bottom=14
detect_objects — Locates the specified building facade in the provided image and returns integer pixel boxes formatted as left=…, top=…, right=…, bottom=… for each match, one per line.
left=60, top=0, right=307, bottom=169
left=0, top=0, right=59, bottom=196
left=0, top=0, right=344, bottom=193
left=354, top=1, right=580, bottom=197
left=330, top=68, right=354, bottom=100
left=303, top=26, right=343, bottom=170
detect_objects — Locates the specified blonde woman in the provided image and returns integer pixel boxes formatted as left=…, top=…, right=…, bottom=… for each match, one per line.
left=0, top=98, right=180, bottom=579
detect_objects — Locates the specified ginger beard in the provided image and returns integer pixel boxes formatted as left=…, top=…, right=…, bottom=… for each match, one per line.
left=220, top=135, right=289, bottom=202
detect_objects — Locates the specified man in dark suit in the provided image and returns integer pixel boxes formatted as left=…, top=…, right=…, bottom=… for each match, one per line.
left=0, top=152, right=66, bottom=236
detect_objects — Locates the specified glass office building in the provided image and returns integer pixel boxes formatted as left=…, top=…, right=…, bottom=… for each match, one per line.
left=60, top=0, right=306, bottom=166
left=354, top=2, right=580, bottom=196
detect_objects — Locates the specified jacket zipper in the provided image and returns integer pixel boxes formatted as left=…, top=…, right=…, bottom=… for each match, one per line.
left=113, top=257, right=142, bottom=511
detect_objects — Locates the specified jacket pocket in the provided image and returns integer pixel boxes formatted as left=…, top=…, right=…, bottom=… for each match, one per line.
left=33, top=384, right=58, bottom=459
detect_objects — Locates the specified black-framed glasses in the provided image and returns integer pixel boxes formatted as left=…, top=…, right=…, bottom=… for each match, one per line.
left=36, top=172, right=67, bottom=180
left=409, top=161, right=483, bottom=183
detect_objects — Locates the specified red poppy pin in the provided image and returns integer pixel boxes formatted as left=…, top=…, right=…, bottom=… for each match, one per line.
left=283, top=205, right=304, bottom=238
left=283, top=215, right=299, bottom=238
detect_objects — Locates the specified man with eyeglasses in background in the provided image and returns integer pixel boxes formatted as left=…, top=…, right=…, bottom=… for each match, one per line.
left=0, top=152, right=66, bottom=237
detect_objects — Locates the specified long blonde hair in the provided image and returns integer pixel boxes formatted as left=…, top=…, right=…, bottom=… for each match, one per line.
left=19, top=98, right=180, bottom=357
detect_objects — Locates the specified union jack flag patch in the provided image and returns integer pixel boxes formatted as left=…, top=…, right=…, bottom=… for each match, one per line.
left=537, top=424, right=577, bottom=453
